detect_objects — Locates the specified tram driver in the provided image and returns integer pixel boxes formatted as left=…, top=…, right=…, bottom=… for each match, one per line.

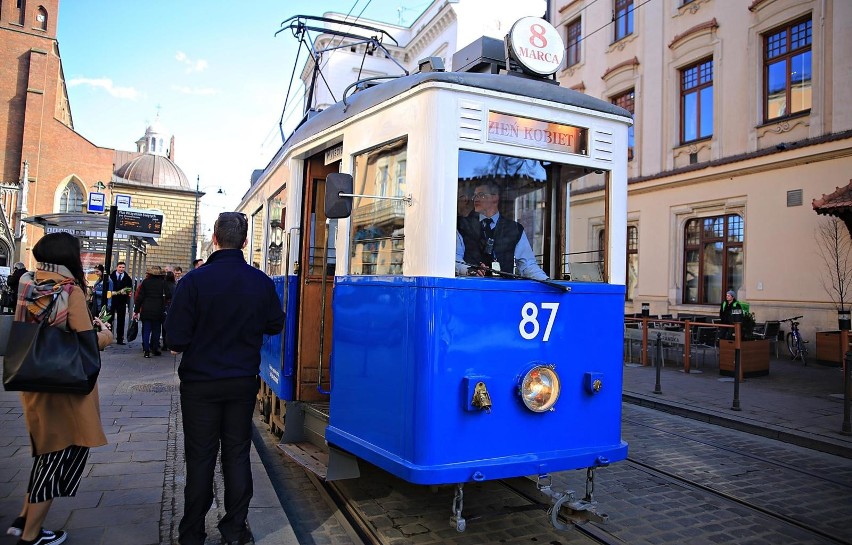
left=455, top=181, right=548, bottom=281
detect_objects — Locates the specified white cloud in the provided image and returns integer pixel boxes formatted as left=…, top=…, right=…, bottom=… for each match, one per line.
left=67, top=77, right=142, bottom=100
left=175, top=50, right=208, bottom=73
left=171, top=85, right=218, bottom=96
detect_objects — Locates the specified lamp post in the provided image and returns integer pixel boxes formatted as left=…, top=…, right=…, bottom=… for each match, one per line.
left=190, top=176, right=225, bottom=264
left=191, top=175, right=200, bottom=265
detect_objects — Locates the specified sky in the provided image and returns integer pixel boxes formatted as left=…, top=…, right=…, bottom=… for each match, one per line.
left=56, top=0, right=432, bottom=231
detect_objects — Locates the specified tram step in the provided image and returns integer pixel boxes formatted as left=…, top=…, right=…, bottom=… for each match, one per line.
left=278, top=442, right=360, bottom=481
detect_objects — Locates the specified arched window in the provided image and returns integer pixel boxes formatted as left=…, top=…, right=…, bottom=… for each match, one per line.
left=35, top=6, right=47, bottom=30
left=683, top=214, right=743, bottom=305
left=59, top=183, right=84, bottom=213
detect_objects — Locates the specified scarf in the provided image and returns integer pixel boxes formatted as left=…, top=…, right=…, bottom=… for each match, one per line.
left=14, top=263, right=78, bottom=329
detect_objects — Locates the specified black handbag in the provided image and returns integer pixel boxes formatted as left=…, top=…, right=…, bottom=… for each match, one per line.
left=127, top=318, right=139, bottom=342
left=2, top=295, right=101, bottom=394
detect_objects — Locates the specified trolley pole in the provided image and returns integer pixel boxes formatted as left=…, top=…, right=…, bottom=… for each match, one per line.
left=731, top=323, right=742, bottom=411
left=843, top=349, right=851, bottom=435
left=653, top=332, right=662, bottom=395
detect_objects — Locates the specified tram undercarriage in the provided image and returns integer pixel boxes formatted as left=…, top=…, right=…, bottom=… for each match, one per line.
left=258, top=384, right=610, bottom=532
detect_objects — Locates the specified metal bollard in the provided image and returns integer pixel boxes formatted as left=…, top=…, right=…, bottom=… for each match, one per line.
left=731, top=324, right=742, bottom=411
left=654, top=332, right=662, bottom=395
left=843, top=350, right=851, bottom=435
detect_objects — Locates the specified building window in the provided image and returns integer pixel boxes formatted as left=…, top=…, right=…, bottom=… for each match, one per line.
left=16, top=0, right=25, bottom=25
left=764, top=17, right=812, bottom=121
left=612, top=89, right=635, bottom=161
left=683, top=214, right=743, bottom=305
left=681, top=58, right=713, bottom=143
left=59, top=183, right=84, bottom=213
left=565, top=18, right=581, bottom=67
left=35, top=6, right=47, bottom=30
left=614, top=0, right=634, bottom=42
left=627, top=225, right=638, bottom=301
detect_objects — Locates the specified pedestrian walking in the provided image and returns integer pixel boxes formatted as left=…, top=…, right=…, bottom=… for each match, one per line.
left=161, top=269, right=176, bottom=349
left=132, top=266, right=171, bottom=358
left=108, top=262, right=133, bottom=344
left=165, top=212, right=284, bottom=545
left=5, top=232, right=112, bottom=545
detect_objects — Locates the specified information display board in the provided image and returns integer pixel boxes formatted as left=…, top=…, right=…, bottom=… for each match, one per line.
left=115, top=208, right=163, bottom=238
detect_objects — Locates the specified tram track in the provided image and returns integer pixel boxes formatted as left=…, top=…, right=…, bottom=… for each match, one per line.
left=495, top=479, right=628, bottom=545
left=305, top=455, right=851, bottom=545
left=310, top=474, right=385, bottom=545
left=313, top=468, right=621, bottom=545
left=624, top=456, right=852, bottom=545
left=624, top=417, right=852, bottom=490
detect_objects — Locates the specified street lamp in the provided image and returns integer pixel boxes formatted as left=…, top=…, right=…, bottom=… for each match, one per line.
left=190, top=176, right=225, bottom=264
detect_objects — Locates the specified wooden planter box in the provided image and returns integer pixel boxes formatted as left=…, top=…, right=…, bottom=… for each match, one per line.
left=719, top=339, right=771, bottom=377
left=815, top=331, right=846, bottom=367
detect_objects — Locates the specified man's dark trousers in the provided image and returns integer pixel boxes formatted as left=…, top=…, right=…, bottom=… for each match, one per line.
left=178, top=376, right=259, bottom=545
left=111, top=296, right=128, bottom=342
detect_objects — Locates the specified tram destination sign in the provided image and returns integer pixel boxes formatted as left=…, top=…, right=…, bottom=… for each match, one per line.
left=115, top=207, right=163, bottom=238
left=506, top=17, right=564, bottom=76
left=487, top=112, right=588, bottom=155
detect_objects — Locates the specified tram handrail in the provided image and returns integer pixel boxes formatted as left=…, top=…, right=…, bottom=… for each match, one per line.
left=455, top=260, right=571, bottom=292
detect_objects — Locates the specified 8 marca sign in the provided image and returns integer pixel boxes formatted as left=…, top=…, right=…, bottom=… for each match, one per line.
left=507, top=17, right=564, bottom=76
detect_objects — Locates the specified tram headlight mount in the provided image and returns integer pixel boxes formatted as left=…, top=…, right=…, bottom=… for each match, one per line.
left=518, top=364, right=561, bottom=412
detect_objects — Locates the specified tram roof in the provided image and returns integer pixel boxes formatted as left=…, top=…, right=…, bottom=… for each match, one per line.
left=284, top=71, right=633, bottom=157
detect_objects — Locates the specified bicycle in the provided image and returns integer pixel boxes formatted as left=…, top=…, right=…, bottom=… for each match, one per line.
left=780, top=316, right=808, bottom=364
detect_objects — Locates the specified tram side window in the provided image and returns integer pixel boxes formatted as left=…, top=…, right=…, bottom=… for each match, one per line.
left=349, top=138, right=407, bottom=276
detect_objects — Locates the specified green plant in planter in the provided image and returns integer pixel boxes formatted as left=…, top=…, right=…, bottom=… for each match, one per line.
left=741, top=311, right=756, bottom=341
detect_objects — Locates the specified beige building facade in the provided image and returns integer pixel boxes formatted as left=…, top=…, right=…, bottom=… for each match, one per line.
left=553, top=0, right=852, bottom=339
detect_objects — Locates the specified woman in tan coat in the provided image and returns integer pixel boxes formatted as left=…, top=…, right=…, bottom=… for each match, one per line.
left=5, top=233, right=112, bottom=545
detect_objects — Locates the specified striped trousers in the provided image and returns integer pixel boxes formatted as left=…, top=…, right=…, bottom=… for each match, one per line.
left=27, top=445, right=89, bottom=503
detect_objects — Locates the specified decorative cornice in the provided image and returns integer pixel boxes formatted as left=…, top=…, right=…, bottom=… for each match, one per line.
left=406, top=7, right=456, bottom=60
left=602, top=57, right=639, bottom=80
left=570, top=81, right=586, bottom=92
left=748, top=0, right=773, bottom=12
left=629, top=129, right=852, bottom=186
left=558, top=0, right=584, bottom=15
left=668, top=18, right=719, bottom=49
left=110, top=178, right=197, bottom=196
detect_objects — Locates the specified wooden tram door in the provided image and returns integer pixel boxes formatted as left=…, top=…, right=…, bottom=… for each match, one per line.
left=295, top=154, right=339, bottom=401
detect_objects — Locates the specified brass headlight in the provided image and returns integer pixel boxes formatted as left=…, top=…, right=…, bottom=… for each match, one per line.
left=519, top=365, right=560, bottom=412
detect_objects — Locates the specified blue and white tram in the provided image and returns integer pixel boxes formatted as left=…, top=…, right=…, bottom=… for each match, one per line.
left=244, top=33, right=632, bottom=530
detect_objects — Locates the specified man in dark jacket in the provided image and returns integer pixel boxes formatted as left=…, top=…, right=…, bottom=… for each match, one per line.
left=455, top=181, right=548, bottom=280
left=165, top=212, right=284, bottom=545
left=133, top=266, right=172, bottom=358
left=109, top=261, right=134, bottom=344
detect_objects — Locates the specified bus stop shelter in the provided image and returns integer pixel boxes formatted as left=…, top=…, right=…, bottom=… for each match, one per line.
left=23, top=212, right=157, bottom=304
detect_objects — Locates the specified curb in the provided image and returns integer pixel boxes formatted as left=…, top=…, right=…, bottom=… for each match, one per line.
left=623, top=392, right=852, bottom=460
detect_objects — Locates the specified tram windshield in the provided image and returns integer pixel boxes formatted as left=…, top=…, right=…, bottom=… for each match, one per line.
left=456, top=149, right=607, bottom=282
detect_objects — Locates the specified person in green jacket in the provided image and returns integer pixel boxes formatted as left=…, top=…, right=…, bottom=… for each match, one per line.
left=719, top=290, right=743, bottom=339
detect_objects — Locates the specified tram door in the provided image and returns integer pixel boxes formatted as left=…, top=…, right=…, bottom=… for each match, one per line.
left=295, top=153, right=338, bottom=401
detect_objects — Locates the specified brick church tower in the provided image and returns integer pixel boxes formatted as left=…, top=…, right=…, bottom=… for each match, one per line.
left=0, top=0, right=113, bottom=267
left=0, top=1, right=198, bottom=273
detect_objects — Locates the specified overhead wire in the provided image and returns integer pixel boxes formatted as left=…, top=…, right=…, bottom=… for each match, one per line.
left=577, top=0, right=655, bottom=44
